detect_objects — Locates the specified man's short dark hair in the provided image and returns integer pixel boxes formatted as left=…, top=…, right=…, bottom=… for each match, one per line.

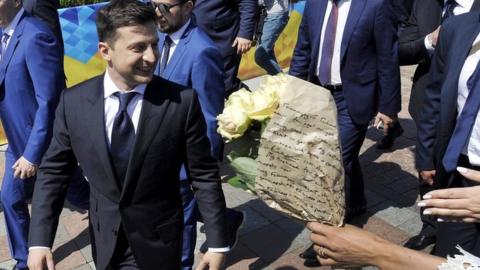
left=96, top=0, right=156, bottom=45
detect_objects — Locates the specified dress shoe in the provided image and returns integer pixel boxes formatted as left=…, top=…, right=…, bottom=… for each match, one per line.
left=299, top=244, right=316, bottom=260
left=377, top=121, right=404, bottom=150
left=404, top=233, right=436, bottom=250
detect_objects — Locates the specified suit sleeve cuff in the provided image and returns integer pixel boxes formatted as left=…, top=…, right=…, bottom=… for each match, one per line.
left=424, top=35, right=435, bottom=53
left=29, top=246, right=51, bottom=250
left=208, top=247, right=230, bottom=253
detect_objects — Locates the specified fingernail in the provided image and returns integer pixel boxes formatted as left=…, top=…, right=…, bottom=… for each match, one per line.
left=457, top=166, right=469, bottom=173
left=423, top=194, right=432, bottom=199
left=437, top=218, right=444, bottom=222
left=417, top=202, right=426, bottom=207
left=423, top=210, right=432, bottom=215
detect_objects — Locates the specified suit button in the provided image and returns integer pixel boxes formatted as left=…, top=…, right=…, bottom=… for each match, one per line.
left=112, top=229, right=118, bottom=236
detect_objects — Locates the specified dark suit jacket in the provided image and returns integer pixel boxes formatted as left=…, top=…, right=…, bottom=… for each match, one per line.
left=399, top=0, right=480, bottom=122
left=0, top=12, right=64, bottom=164
left=193, top=0, right=257, bottom=57
left=289, top=0, right=401, bottom=126
left=23, top=0, right=63, bottom=46
left=29, top=75, right=228, bottom=270
left=416, top=13, right=480, bottom=186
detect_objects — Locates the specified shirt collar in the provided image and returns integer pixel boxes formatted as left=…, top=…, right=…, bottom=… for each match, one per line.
left=447, top=0, right=473, bottom=8
left=103, top=70, right=147, bottom=99
left=166, top=18, right=191, bottom=46
left=3, top=8, right=24, bottom=38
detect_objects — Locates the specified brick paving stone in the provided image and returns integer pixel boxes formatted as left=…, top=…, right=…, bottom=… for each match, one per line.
left=0, top=259, right=16, bottom=270
left=233, top=203, right=271, bottom=236
left=248, top=198, right=288, bottom=223
left=52, top=240, right=87, bottom=270
left=61, top=212, right=89, bottom=239
left=53, top=223, right=72, bottom=247
left=0, top=235, right=11, bottom=262
left=265, top=247, right=330, bottom=270
left=74, top=233, right=93, bottom=263
left=363, top=216, right=411, bottom=244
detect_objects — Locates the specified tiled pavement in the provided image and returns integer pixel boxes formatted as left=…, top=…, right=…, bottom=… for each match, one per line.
left=0, top=65, right=423, bottom=270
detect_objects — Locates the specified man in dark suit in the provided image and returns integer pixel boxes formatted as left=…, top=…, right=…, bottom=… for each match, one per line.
left=289, top=0, right=400, bottom=265
left=416, top=12, right=480, bottom=257
left=399, top=0, right=480, bottom=250
left=193, top=0, right=257, bottom=95
left=152, top=0, right=232, bottom=269
left=27, top=1, right=228, bottom=269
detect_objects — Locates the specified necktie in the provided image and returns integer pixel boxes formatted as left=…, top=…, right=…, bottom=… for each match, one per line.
left=442, top=60, right=480, bottom=172
left=159, top=35, right=172, bottom=76
left=110, top=92, right=137, bottom=187
left=442, top=0, right=457, bottom=22
left=1, top=33, right=10, bottom=61
left=318, top=0, right=339, bottom=86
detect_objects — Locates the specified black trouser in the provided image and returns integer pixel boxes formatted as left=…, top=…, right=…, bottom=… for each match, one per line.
left=108, top=229, right=139, bottom=270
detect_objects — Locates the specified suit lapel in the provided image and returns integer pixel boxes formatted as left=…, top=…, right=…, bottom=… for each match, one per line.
left=311, top=0, right=328, bottom=66
left=120, top=78, right=171, bottom=200
left=0, top=13, right=25, bottom=84
left=472, top=0, right=480, bottom=11
left=163, top=21, right=195, bottom=79
left=83, top=75, right=121, bottom=199
left=340, top=0, right=366, bottom=61
left=445, top=18, right=480, bottom=102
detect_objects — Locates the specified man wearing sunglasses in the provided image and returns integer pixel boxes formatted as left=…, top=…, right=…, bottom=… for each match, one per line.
left=192, top=0, right=257, bottom=96
left=151, top=0, right=234, bottom=269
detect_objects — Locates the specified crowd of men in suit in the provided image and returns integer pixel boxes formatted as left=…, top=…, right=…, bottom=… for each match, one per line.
left=0, top=0, right=480, bottom=269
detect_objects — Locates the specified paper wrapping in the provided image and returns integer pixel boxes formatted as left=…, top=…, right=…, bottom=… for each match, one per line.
left=255, top=75, right=345, bottom=225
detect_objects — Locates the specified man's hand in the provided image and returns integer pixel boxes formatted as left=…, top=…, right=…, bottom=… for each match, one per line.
left=13, top=156, right=38, bottom=179
left=428, top=26, right=441, bottom=47
left=232, top=37, right=252, bottom=55
left=374, top=112, right=394, bottom=134
left=195, top=251, right=226, bottom=270
left=28, top=248, right=55, bottom=270
left=419, top=170, right=436, bottom=185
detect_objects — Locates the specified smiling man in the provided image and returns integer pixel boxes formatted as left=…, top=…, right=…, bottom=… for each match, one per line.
left=26, top=1, right=228, bottom=269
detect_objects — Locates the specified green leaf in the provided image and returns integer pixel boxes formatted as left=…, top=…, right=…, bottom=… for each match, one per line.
left=229, top=156, right=257, bottom=192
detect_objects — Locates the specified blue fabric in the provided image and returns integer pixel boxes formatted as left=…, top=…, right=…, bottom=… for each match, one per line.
left=154, top=21, right=225, bottom=269
left=331, top=89, right=368, bottom=208
left=289, top=0, right=401, bottom=125
left=442, top=62, right=480, bottom=172
left=254, top=12, right=289, bottom=75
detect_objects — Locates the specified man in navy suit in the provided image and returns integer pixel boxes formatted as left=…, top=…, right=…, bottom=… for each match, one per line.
left=193, top=0, right=257, bottom=95
left=289, top=0, right=401, bottom=265
left=22, top=0, right=62, bottom=45
left=0, top=0, right=89, bottom=269
left=152, top=0, right=229, bottom=269
left=417, top=12, right=480, bottom=257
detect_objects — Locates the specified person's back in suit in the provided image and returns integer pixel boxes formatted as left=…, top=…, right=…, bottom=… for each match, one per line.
left=399, top=0, right=480, bottom=250
left=193, top=0, right=257, bottom=95
left=416, top=12, right=480, bottom=257
left=152, top=1, right=226, bottom=268
left=27, top=1, right=228, bottom=270
left=289, top=0, right=400, bottom=265
left=22, top=0, right=62, bottom=47
left=0, top=1, right=89, bottom=269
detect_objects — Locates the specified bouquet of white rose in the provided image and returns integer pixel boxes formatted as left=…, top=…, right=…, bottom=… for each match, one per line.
left=217, top=74, right=345, bottom=224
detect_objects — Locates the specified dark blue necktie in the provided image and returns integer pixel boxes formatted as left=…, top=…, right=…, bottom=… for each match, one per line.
left=159, top=35, right=172, bottom=76
left=318, top=0, right=339, bottom=85
left=442, top=0, right=457, bottom=22
left=110, top=92, right=137, bottom=187
left=442, top=60, right=480, bottom=172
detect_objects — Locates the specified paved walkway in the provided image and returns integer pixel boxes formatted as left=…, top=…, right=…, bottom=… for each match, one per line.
left=0, top=66, right=421, bottom=270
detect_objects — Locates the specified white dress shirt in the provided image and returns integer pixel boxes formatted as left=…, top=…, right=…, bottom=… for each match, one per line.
left=104, top=70, right=145, bottom=145
left=315, top=0, right=351, bottom=85
left=159, top=19, right=191, bottom=65
left=457, top=33, right=480, bottom=166
left=424, top=0, right=474, bottom=52
left=1, top=8, right=24, bottom=55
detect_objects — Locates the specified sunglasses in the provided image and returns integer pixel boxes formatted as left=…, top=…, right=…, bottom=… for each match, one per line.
left=150, top=1, right=187, bottom=14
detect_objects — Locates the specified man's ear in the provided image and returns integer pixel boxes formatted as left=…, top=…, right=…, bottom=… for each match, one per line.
left=98, top=41, right=112, bottom=61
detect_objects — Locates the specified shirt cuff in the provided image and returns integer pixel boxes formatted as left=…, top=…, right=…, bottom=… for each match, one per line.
left=424, top=35, right=435, bottom=52
left=29, top=246, right=50, bottom=250
left=208, top=247, right=230, bottom=253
